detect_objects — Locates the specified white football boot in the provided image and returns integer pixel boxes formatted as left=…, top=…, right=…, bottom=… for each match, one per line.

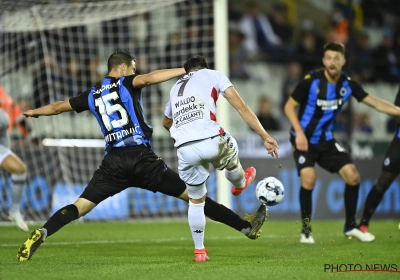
left=344, top=228, right=375, bottom=242
left=300, top=233, right=315, bottom=244
left=9, top=212, right=29, bottom=232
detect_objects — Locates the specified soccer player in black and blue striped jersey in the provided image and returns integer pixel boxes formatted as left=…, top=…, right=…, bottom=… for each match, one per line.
left=359, top=86, right=400, bottom=233
left=16, top=50, right=267, bottom=261
left=284, top=43, right=400, bottom=244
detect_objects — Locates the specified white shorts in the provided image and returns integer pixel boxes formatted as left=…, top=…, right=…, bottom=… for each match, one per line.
left=0, top=144, right=12, bottom=165
left=177, top=132, right=239, bottom=185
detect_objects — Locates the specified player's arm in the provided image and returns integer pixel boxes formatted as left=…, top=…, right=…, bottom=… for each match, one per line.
left=284, top=77, right=311, bottom=152
left=162, top=100, right=173, bottom=131
left=224, top=86, right=279, bottom=158
left=162, top=115, right=173, bottom=131
left=132, top=68, right=186, bottom=88
left=24, top=90, right=90, bottom=118
left=361, top=95, right=400, bottom=117
left=284, top=97, right=308, bottom=152
left=23, top=101, right=74, bottom=118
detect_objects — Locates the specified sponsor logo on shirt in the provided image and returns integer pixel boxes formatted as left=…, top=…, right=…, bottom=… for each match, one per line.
left=317, top=98, right=343, bottom=110
left=175, top=111, right=203, bottom=127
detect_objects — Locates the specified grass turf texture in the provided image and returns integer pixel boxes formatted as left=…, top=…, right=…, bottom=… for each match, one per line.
left=1, top=220, right=399, bottom=280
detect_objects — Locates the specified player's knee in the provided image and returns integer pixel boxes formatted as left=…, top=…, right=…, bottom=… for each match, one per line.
left=189, top=195, right=206, bottom=204
left=186, top=183, right=207, bottom=202
left=301, top=180, right=315, bottom=190
left=300, top=171, right=316, bottom=189
left=346, top=171, right=360, bottom=186
left=15, top=162, right=26, bottom=174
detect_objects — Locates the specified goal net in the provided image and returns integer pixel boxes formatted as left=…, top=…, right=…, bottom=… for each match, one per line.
left=0, top=0, right=216, bottom=222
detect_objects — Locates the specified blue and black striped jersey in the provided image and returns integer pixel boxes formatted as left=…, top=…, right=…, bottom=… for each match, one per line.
left=69, top=75, right=152, bottom=154
left=290, top=69, right=368, bottom=144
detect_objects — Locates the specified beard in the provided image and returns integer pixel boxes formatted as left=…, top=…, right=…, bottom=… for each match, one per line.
left=325, top=67, right=340, bottom=80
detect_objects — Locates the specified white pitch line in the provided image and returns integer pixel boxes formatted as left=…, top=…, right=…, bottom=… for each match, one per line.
left=1, top=235, right=281, bottom=247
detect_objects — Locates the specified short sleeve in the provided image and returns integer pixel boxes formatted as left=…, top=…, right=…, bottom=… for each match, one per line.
left=349, top=80, right=369, bottom=102
left=69, top=90, right=90, bottom=113
left=164, top=100, right=172, bottom=119
left=122, top=74, right=137, bottom=90
left=216, top=71, right=233, bottom=95
left=394, top=86, right=400, bottom=106
left=290, top=76, right=313, bottom=103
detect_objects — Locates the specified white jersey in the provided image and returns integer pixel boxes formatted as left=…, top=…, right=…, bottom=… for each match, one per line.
left=164, top=69, right=233, bottom=147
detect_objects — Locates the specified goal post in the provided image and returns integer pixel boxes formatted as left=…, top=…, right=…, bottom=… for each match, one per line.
left=0, top=0, right=231, bottom=222
left=214, top=0, right=231, bottom=208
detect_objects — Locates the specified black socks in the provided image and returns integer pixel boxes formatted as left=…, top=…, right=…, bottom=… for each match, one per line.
left=344, top=184, right=360, bottom=228
left=360, top=185, right=385, bottom=226
left=43, top=204, right=79, bottom=237
left=299, top=186, right=313, bottom=233
left=204, top=197, right=251, bottom=231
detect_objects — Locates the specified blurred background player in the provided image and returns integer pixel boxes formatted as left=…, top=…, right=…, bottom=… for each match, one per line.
left=284, top=43, right=400, bottom=244
left=0, top=84, right=29, bottom=231
left=359, top=85, right=400, bottom=233
left=163, top=55, right=279, bottom=262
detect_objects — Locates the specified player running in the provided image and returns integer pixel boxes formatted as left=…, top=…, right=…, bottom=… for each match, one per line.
left=284, top=43, right=400, bottom=244
left=17, top=51, right=268, bottom=262
left=163, top=55, right=279, bottom=262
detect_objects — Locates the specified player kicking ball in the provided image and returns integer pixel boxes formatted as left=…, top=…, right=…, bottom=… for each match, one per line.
left=16, top=51, right=269, bottom=262
left=163, top=55, right=279, bottom=261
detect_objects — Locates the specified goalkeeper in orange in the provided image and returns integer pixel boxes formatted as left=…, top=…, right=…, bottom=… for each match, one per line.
left=0, top=84, right=30, bottom=231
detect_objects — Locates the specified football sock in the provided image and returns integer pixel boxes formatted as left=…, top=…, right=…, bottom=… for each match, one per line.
left=10, top=173, right=26, bottom=214
left=225, top=165, right=245, bottom=188
left=344, top=184, right=360, bottom=228
left=188, top=201, right=206, bottom=249
left=300, top=186, right=312, bottom=233
left=204, top=197, right=251, bottom=231
left=360, top=185, right=385, bottom=226
left=43, top=204, right=79, bottom=237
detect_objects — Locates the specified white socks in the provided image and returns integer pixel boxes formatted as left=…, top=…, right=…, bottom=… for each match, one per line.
left=10, top=173, right=26, bottom=214
left=225, top=165, right=245, bottom=188
left=39, top=228, right=48, bottom=241
left=188, top=201, right=205, bottom=249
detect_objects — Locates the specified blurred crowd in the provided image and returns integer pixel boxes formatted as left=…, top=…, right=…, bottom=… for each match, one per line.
left=226, top=0, right=400, bottom=134
left=2, top=0, right=400, bottom=137
left=228, top=0, right=400, bottom=84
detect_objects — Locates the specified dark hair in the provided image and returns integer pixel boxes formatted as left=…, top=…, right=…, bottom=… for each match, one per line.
left=107, top=50, right=136, bottom=72
left=183, top=55, right=209, bottom=73
left=323, top=42, right=345, bottom=55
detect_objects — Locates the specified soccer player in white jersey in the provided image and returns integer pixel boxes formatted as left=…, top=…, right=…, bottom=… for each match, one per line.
left=163, top=55, right=279, bottom=262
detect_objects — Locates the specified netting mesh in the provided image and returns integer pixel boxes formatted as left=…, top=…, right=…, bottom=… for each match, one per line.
left=0, top=0, right=216, bottom=221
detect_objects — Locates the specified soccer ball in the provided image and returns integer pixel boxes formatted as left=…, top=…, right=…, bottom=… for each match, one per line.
left=255, top=177, right=285, bottom=206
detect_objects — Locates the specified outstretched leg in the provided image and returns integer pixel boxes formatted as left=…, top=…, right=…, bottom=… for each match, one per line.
left=157, top=168, right=265, bottom=239
left=17, top=198, right=95, bottom=261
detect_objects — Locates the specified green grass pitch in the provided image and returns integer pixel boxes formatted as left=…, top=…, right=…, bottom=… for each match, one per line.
left=1, top=220, right=399, bottom=280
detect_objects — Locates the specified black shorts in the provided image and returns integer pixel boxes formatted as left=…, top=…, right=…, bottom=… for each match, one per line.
left=381, top=136, right=400, bottom=174
left=292, top=139, right=353, bottom=175
left=80, top=145, right=186, bottom=204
